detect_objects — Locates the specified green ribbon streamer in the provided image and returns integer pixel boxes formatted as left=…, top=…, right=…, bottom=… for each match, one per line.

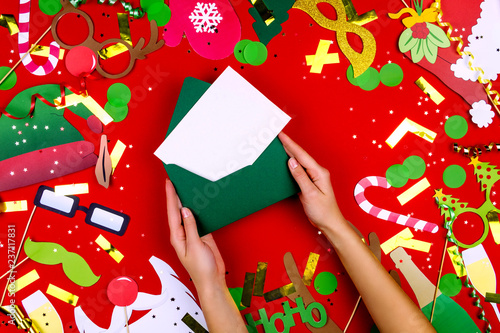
left=436, top=199, right=492, bottom=333
left=69, top=0, right=144, bottom=18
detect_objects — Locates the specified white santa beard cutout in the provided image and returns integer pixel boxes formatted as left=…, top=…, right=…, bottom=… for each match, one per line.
left=74, top=256, right=207, bottom=332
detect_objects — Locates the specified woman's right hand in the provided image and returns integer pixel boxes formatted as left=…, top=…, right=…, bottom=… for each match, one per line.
left=278, top=132, right=346, bottom=231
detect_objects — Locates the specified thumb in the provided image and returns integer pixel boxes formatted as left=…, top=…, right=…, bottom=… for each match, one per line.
left=288, top=157, right=316, bottom=195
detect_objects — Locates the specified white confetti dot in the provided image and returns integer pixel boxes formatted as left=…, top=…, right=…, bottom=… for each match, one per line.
left=428, top=152, right=433, bottom=156
left=353, top=135, right=357, bottom=139
left=50, top=170, right=54, bottom=174
left=15, top=142, right=19, bottom=146
left=12, top=125, right=16, bottom=129
left=10, top=171, right=14, bottom=176
left=23, top=168, right=28, bottom=172
left=33, top=125, right=37, bottom=129
left=54, top=161, right=59, bottom=165
left=45, top=126, right=49, bottom=130
left=148, top=87, right=152, bottom=91
left=372, top=140, right=376, bottom=144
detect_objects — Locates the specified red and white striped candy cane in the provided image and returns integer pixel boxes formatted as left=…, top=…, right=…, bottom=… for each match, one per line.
left=354, top=176, right=439, bottom=233
left=18, top=0, right=60, bottom=75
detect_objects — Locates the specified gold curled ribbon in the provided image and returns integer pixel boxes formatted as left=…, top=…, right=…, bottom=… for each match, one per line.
left=453, top=142, right=500, bottom=157
left=293, top=0, right=376, bottom=78
left=98, top=13, right=132, bottom=60
left=388, top=7, right=438, bottom=28
left=250, top=0, right=275, bottom=26
left=0, top=14, right=19, bottom=35
left=0, top=305, right=39, bottom=332
left=432, top=0, right=500, bottom=112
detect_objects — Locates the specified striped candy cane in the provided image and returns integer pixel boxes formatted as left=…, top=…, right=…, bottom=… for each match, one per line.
left=18, top=0, right=60, bottom=75
left=354, top=176, right=439, bottom=233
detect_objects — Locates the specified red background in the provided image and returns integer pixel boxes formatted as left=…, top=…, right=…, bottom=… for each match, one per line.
left=1, top=0, right=500, bottom=332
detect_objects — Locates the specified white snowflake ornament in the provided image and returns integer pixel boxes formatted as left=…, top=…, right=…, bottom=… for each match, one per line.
left=470, top=100, right=495, bottom=128
left=189, top=3, right=222, bottom=33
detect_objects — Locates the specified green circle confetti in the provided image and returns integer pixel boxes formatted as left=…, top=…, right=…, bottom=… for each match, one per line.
left=346, top=64, right=370, bottom=86
left=0, top=67, right=17, bottom=90
left=386, top=164, right=410, bottom=188
left=444, top=115, right=468, bottom=139
left=439, top=273, right=462, bottom=297
left=314, top=272, right=337, bottom=295
left=140, top=0, right=162, bottom=11
left=243, top=42, right=268, bottom=66
left=39, top=0, right=62, bottom=15
left=359, top=67, right=381, bottom=91
left=146, top=3, right=171, bottom=26
left=107, top=83, right=131, bottom=106
left=234, top=40, right=252, bottom=64
left=443, top=165, right=467, bottom=188
left=228, top=287, right=246, bottom=311
left=380, top=63, right=404, bottom=87
left=105, top=102, right=129, bottom=122
left=403, top=156, right=426, bottom=180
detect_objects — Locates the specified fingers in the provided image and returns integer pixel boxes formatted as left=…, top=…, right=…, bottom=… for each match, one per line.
left=279, top=132, right=332, bottom=194
left=288, top=157, right=318, bottom=195
left=165, top=179, right=186, bottom=252
left=181, top=207, right=202, bottom=247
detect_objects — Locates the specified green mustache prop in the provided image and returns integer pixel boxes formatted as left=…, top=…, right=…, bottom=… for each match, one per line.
left=24, top=238, right=100, bottom=287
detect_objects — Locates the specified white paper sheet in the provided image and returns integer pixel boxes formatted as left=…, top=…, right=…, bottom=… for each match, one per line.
left=154, top=66, right=291, bottom=182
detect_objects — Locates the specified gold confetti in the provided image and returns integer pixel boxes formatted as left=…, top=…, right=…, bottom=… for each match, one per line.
left=0, top=14, right=19, bottom=35
left=447, top=245, right=466, bottom=277
left=98, top=13, right=132, bottom=59
left=386, top=118, right=436, bottom=149
left=305, top=40, right=339, bottom=73
left=263, top=282, right=296, bottom=302
left=342, top=0, right=377, bottom=26
left=14, top=269, right=40, bottom=292
left=302, top=252, right=319, bottom=286
left=0, top=200, right=28, bottom=213
left=241, top=272, right=255, bottom=308
left=55, top=183, right=89, bottom=196
left=30, top=44, right=65, bottom=60
left=253, top=262, right=267, bottom=296
left=95, top=234, right=124, bottom=263
left=397, top=178, right=431, bottom=205
left=415, top=77, right=445, bottom=105
left=182, top=313, right=208, bottom=333
left=46, top=284, right=79, bottom=306
left=110, top=140, right=127, bottom=174
left=250, top=0, right=275, bottom=26
left=55, top=94, right=113, bottom=125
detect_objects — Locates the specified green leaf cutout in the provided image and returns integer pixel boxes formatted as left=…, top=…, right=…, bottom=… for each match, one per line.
left=426, top=23, right=451, bottom=48
left=399, top=28, right=418, bottom=53
left=411, top=39, right=425, bottom=63
left=423, top=38, right=438, bottom=63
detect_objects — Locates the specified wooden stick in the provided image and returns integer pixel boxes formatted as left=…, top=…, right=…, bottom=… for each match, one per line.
left=0, top=25, right=52, bottom=86
left=401, top=0, right=410, bottom=8
left=124, top=306, right=130, bottom=333
left=0, top=257, right=29, bottom=280
left=430, top=237, right=448, bottom=322
left=1, top=206, right=37, bottom=306
left=344, top=295, right=362, bottom=332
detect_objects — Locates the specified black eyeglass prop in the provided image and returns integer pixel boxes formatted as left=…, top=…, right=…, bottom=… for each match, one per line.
left=34, top=185, right=130, bottom=236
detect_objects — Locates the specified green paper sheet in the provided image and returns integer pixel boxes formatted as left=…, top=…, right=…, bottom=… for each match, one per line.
left=163, top=77, right=299, bottom=236
left=422, top=294, right=480, bottom=332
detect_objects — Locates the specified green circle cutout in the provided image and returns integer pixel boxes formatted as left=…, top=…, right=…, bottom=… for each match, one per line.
left=105, top=102, right=129, bottom=122
left=39, top=0, right=62, bottom=15
left=314, top=272, right=337, bottom=295
left=439, top=273, right=462, bottom=297
left=228, top=287, right=246, bottom=311
left=243, top=42, right=267, bottom=66
left=234, top=40, right=252, bottom=64
left=386, top=164, right=410, bottom=188
left=146, top=3, right=171, bottom=26
left=403, top=156, right=426, bottom=179
left=443, top=165, right=466, bottom=188
left=346, top=65, right=370, bottom=86
left=107, top=83, right=131, bottom=104
left=359, top=67, right=380, bottom=91
left=140, top=0, right=163, bottom=11
left=444, top=115, right=468, bottom=139
left=0, top=67, right=17, bottom=90
left=380, top=63, right=404, bottom=87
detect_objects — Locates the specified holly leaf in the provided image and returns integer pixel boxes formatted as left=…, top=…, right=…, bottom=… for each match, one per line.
left=423, top=38, right=438, bottom=63
left=398, top=28, right=418, bottom=53
left=426, top=23, right=450, bottom=48
left=411, top=39, right=425, bottom=63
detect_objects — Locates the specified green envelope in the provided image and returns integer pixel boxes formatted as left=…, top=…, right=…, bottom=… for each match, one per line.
left=163, top=77, right=299, bottom=236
